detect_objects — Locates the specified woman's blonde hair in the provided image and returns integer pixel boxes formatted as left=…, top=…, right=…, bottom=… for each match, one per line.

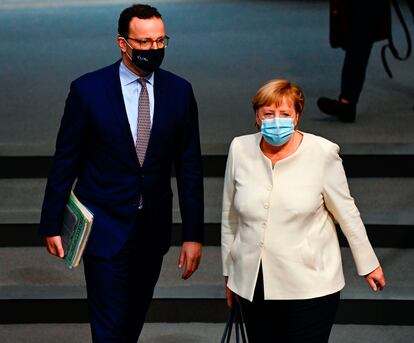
left=252, top=79, right=305, bottom=116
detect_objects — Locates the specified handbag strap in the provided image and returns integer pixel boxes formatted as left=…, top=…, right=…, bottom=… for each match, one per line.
left=220, top=305, right=235, bottom=343
left=232, top=304, right=246, bottom=343
left=235, top=300, right=248, bottom=343
left=221, top=296, right=249, bottom=343
left=381, top=0, right=412, bottom=77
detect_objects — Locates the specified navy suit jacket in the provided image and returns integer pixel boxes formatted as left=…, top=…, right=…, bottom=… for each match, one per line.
left=39, top=61, right=204, bottom=258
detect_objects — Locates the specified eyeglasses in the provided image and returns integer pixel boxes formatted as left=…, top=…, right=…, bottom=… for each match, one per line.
left=125, top=35, right=170, bottom=49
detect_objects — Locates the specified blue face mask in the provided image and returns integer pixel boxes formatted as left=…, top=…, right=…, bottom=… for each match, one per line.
left=261, top=117, right=295, bottom=147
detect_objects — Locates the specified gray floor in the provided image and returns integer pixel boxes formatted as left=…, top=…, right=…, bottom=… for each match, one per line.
left=0, top=323, right=413, bottom=343
left=1, top=247, right=413, bottom=301
left=0, top=1, right=413, bottom=155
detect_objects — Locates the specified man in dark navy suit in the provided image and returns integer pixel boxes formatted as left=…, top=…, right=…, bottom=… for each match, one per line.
left=39, top=4, right=204, bottom=342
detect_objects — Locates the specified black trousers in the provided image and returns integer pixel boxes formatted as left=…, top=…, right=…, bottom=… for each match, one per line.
left=238, top=267, right=340, bottom=343
left=83, top=211, right=164, bottom=343
left=340, top=0, right=377, bottom=104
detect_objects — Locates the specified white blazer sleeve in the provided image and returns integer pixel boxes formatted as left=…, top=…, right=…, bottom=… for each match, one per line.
left=221, top=140, right=238, bottom=276
left=322, top=143, right=379, bottom=276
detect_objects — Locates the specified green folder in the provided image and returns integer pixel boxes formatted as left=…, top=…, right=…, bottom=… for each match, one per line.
left=61, top=191, right=94, bottom=269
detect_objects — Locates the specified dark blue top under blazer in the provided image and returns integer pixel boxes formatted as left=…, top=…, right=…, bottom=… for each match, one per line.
left=39, top=60, right=204, bottom=258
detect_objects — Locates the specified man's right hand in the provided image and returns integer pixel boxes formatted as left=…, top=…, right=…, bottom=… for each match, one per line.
left=44, top=235, right=65, bottom=259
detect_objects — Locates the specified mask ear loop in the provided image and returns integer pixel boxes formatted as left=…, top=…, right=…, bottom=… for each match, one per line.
left=294, top=112, right=300, bottom=130
left=120, top=36, right=134, bottom=60
left=255, top=111, right=261, bottom=130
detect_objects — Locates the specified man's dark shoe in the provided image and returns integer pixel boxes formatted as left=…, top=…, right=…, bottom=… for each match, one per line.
left=317, top=97, right=356, bottom=123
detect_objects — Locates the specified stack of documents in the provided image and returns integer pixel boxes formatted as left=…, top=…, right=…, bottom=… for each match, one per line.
left=61, top=191, right=94, bottom=269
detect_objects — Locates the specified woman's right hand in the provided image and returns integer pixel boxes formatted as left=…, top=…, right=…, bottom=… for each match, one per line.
left=224, top=276, right=234, bottom=308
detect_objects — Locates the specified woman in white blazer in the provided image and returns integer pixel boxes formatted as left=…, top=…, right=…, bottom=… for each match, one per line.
left=221, top=79, right=385, bottom=343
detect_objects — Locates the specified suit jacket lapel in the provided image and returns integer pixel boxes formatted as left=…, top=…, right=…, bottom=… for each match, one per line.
left=106, top=60, right=141, bottom=169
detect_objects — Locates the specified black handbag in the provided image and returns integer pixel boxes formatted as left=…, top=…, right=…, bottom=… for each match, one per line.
left=220, top=299, right=248, bottom=343
left=329, top=0, right=413, bottom=78
left=329, top=0, right=391, bottom=49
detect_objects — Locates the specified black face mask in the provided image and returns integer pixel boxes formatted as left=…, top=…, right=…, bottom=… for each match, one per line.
left=129, top=48, right=165, bottom=73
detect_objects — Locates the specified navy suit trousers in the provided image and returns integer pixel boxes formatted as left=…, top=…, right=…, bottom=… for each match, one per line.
left=83, top=211, right=163, bottom=343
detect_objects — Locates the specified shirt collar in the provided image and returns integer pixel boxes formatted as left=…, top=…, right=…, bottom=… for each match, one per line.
left=119, top=61, right=154, bottom=86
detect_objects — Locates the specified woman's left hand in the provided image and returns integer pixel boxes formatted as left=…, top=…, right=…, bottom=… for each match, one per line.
left=364, top=265, right=386, bottom=291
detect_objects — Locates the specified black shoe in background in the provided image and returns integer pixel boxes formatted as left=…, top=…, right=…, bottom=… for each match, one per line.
left=317, top=97, right=356, bottom=123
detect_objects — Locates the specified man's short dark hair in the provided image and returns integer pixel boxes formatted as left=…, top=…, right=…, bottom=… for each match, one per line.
left=118, top=4, right=162, bottom=38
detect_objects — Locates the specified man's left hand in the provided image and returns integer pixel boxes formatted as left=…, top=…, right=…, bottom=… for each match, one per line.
left=178, top=241, right=202, bottom=280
